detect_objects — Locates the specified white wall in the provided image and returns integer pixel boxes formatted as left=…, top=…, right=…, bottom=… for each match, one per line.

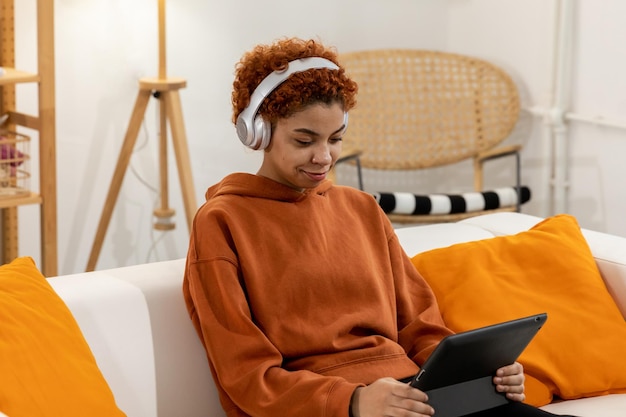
left=11, top=0, right=626, bottom=275
left=13, top=0, right=448, bottom=274
left=445, top=0, right=626, bottom=237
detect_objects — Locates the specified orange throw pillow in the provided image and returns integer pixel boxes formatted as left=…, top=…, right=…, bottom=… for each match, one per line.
left=0, top=257, right=126, bottom=417
left=410, top=214, right=626, bottom=406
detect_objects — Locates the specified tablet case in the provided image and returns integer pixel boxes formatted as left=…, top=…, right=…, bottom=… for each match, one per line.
left=410, top=313, right=547, bottom=417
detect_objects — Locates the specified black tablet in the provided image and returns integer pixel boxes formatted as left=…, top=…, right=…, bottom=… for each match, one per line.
left=410, top=312, right=547, bottom=417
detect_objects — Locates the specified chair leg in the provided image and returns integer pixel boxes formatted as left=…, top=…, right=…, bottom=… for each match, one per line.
left=514, top=151, right=521, bottom=212
left=355, top=156, right=364, bottom=191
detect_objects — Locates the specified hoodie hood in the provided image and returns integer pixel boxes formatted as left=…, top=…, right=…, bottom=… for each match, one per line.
left=205, top=173, right=334, bottom=203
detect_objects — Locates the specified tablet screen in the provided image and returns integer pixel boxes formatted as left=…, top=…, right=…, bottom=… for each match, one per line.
left=410, top=312, right=547, bottom=391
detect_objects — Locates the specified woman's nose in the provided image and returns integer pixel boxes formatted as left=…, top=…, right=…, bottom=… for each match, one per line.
left=312, top=144, right=332, bottom=165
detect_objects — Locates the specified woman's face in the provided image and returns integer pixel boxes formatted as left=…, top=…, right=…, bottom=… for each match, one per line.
left=257, top=102, right=346, bottom=191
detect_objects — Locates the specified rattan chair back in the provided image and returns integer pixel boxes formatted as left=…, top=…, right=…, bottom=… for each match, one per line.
left=339, top=49, right=520, bottom=171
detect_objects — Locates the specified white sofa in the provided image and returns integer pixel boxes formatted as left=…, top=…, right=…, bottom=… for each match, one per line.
left=48, top=212, right=626, bottom=417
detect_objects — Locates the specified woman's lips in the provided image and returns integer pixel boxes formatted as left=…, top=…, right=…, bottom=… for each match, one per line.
left=304, top=171, right=328, bottom=181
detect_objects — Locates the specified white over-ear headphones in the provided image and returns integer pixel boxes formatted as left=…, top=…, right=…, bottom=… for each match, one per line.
left=236, top=57, right=344, bottom=150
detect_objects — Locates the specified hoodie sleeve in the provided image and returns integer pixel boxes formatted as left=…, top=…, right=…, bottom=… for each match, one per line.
left=183, top=214, right=359, bottom=417
left=385, top=223, right=454, bottom=366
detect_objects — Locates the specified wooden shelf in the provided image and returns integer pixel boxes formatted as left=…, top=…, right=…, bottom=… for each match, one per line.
left=0, top=193, right=42, bottom=208
left=0, top=68, right=40, bottom=85
left=0, top=0, right=57, bottom=275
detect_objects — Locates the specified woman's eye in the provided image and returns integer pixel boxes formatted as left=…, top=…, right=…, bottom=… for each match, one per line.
left=330, top=137, right=343, bottom=144
left=295, top=139, right=312, bottom=146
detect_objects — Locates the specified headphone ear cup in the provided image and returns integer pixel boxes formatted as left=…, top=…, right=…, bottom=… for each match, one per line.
left=236, top=114, right=252, bottom=147
left=252, top=114, right=272, bottom=150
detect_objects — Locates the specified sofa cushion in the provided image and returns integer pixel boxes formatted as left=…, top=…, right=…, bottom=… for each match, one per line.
left=541, top=393, right=626, bottom=417
left=410, top=214, right=626, bottom=406
left=461, top=212, right=626, bottom=319
left=0, top=257, right=126, bottom=417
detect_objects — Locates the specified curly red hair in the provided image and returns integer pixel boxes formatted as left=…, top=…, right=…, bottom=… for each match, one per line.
left=231, top=38, right=358, bottom=124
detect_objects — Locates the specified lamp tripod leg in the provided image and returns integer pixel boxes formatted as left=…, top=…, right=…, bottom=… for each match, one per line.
left=164, top=89, right=197, bottom=231
left=86, top=88, right=152, bottom=271
left=153, top=91, right=176, bottom=230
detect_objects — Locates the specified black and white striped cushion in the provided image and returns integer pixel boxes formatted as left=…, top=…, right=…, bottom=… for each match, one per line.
left=373, top=186, right=531, bottom=215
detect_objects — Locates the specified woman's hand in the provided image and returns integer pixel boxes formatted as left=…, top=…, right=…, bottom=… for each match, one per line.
left=350, top=362, right=525, bottom=416
left=350, top=377, right=434, bottom=417
left=493, top=361, right=526, bottom=402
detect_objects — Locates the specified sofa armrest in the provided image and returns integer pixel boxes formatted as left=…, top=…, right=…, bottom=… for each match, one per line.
left=52, top=260, right=224, bottom=417
left=581, top=228, right=626, bottom=320
left=460, top=212, right=626, bottom=319
left=49, top=273, right=157, bottom=417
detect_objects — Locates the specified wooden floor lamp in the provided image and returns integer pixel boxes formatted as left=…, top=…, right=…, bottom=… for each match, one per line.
left=86, top=0, right=197, bottom=271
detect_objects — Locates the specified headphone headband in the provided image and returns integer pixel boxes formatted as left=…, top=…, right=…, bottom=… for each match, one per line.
left=236, top=57, right=340, bottom=150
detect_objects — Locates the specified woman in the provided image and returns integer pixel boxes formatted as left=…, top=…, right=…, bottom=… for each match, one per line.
left=183, top=37, right=572, bottom=417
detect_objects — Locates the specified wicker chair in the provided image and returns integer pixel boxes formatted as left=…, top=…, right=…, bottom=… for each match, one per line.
left=336, top=49, right=528, bottom=224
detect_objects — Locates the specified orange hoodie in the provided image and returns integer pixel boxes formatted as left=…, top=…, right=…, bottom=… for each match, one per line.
left=183, top=173, right=452, bottom=417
